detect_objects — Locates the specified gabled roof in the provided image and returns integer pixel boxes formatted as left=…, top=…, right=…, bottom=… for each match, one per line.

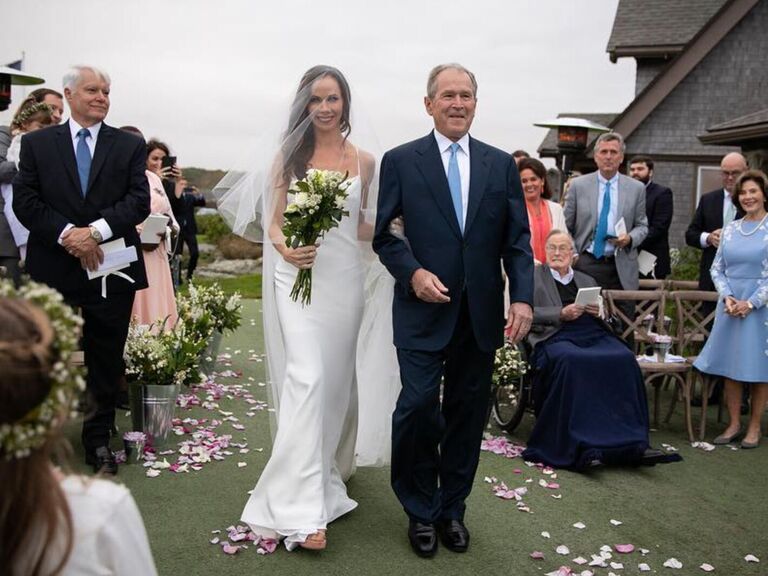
left=609, top=0, right=759, bottom=144
left=699, top=108, right=768, bottom=145
left=537, top=113, right=618, bottom=157
left=607, top=0, right=728, bottom=62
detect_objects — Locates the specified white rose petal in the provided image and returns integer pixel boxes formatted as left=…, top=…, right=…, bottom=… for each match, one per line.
left=556, top=545, right=570, bottom=555
left=663, top=558, right=683, bottom=569
left=700, top=564, right=715, bottom=572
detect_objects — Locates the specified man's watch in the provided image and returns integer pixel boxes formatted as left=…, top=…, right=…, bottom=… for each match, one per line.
left=88, top=225, right=103, bottom=243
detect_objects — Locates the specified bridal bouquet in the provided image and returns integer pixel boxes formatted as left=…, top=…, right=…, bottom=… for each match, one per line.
left=282, top=169, right=351, bottom=305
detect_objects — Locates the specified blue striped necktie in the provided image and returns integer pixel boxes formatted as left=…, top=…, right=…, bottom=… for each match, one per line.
left=76, top=128, right=92, bottom=197
left=447, top=142, right=463, bottom=232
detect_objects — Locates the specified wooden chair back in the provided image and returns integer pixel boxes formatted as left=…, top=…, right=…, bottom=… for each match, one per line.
left=604, top=289, right=667, bottom=344
left=671, top=290, right=719, bottom=356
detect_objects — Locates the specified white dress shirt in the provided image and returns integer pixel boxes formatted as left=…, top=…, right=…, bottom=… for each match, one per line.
left=59, top=119, right=113, bottom=244
left=549, top=266, right=575, bottom=285
left=698, top=189, right=733, bottom=248
left=434, top=130, right=470, bottom=229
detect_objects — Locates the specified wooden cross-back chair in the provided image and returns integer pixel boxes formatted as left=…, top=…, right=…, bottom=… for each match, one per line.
left=604, top=289, right=695, bottom=441
left=669, top=290, right=720, bottom=440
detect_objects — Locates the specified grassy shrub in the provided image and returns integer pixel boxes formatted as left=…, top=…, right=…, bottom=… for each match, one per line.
left=196, top=213, right=231, bottom=245
left=669, top=246, right=701, bottom=281
left=218, top=235, right=263, bottom=260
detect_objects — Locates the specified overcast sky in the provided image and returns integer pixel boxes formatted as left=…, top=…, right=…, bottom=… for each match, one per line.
left=1, top=0, right=635, bottom=171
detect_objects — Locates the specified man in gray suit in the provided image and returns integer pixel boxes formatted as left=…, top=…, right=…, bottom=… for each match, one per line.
left=564, top=132, right=648, bottom=292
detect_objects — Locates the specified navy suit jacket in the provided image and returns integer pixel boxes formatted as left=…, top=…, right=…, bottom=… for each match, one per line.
left=12, top=121, right=149, bottom=298
left=638, top=181, right=673, bottom=278
left=685, top=188, right=728, bottom=292
left=373, top=133, right=533, bottom=353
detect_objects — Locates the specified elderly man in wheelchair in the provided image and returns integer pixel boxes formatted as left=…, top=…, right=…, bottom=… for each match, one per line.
left=493, top=229, right=674, bottom=471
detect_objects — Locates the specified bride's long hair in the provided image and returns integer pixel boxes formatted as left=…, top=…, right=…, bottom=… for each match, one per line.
left=281, top=65, right=352, bottom=184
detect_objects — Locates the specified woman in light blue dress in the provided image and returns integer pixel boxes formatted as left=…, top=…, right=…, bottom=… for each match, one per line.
left=694, top=170, right=768, bottom=449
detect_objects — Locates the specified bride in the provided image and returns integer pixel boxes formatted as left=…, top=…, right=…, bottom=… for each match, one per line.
left=218, top=65, right=398, bottom=551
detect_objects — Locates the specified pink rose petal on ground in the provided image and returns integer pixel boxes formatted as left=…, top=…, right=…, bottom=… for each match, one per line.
left=545, top=568, right=573, bottom=576
left=530, top=551, right=545, bottom=560
left=221, top=544, right=240, bottom=555
left=615, top=544, right=634, bottom=553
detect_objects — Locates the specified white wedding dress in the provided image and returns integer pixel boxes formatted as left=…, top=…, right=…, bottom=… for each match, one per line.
left=242, top=176, right=366, bottom=549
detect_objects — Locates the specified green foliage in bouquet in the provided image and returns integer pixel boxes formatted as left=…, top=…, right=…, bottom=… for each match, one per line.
left=281, top=169, right=351, bottom=305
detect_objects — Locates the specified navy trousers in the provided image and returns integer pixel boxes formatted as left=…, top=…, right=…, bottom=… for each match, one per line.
left=391, top=294, right=494, bottom=524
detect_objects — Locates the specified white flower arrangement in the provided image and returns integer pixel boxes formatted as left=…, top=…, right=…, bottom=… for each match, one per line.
left=0, top=280, right=85, bottom=460
left=282, top=169, right=351, bottom=305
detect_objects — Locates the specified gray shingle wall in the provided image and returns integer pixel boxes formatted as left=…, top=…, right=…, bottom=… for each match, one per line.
left=625, top=1, right=768, bottom=247
left=635, top=59, right=669, bottom=95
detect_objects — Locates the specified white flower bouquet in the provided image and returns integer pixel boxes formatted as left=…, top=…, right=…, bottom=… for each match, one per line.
left=282, top=169, right=351, bottom=305
left=493, top=340, right=529, bottom=386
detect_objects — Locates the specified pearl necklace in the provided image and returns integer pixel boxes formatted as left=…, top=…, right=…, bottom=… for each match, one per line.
left=737, top=212, right=768, bottom=236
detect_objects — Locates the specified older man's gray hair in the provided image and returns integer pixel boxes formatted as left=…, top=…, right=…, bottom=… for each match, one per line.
left=63, top=66, right=111, bottom=90
left=594, top=131, right=625, bottom=154
left=426, top=63, right=478, bottom=100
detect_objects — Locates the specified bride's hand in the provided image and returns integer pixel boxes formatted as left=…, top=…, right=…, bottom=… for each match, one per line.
left=282, top=244, right=317, bottom=269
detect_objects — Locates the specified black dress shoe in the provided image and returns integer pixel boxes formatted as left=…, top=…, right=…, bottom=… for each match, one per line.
left=640, top=448, right=667, bottom=466
left=438, top=519, right=470, bottom=553
left=408, top=521, right=437, bottom=558
left=85, top=446, right=118, bottom=475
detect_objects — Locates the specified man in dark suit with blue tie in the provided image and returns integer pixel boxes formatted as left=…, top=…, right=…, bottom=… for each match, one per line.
left=373, top=63, right=534, bottom=558
left=13, top=66, right=149, bottom=474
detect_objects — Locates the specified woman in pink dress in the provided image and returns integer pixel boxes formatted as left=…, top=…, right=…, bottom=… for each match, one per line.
left=126, top=134, right=180, bottom=329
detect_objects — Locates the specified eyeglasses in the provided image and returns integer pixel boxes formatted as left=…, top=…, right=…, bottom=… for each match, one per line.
left=721, top=170, right=741, bottom=178
left=545, top=245, right=572, bottom=254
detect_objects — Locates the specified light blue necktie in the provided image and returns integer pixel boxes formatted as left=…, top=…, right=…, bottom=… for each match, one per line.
left=447, top=142, right=463, bottom=232
left=724, top=201, right=736, bottom=227
left=76, top=128, right=92, bottom=197
left=593, top=180, right=611, bottom=258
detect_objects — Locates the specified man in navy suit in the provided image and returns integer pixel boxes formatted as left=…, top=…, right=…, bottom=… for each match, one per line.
left=685, top=152, right=747, bottom=291
left=629, top=155, right=673, bottom=279
left=373, top=63, right=534, bottom=558
left=14, top=66, right=149, bottom=474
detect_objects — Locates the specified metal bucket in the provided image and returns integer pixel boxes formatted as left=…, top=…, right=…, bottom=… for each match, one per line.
left=128, top=383, right=180, bottom=448
left=199, top=331, right=223, bottom=374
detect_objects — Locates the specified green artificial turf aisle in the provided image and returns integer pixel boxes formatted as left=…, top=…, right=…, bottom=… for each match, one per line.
left=66, top=300, right=767, bottom=575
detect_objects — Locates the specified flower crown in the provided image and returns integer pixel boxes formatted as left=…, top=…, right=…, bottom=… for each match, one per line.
left=0, top=280, right=85, bottom=460
left=12, top=102, right=54, bottom=130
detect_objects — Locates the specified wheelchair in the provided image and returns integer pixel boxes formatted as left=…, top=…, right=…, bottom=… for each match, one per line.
left=489, top=340, right=534, bottom=433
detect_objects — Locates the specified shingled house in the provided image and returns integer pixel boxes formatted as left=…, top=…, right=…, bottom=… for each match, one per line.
left=538, top=0, right=767, bottom=248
